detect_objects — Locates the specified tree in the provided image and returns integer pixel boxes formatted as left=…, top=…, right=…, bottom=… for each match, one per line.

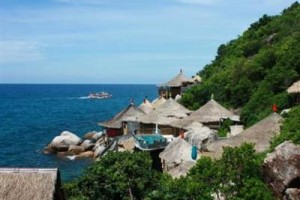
left=64, top=152, right=161, bottom=200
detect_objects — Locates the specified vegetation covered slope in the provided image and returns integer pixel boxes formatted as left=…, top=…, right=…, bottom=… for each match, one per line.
left=181, top=2, right=300, bottom=126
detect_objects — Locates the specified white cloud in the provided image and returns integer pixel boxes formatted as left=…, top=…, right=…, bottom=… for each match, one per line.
left=0, top=40, right=44, bottom=63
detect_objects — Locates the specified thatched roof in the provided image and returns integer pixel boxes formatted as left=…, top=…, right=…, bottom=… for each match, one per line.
left=98, top=104, right=146, bottom=129
left=206, top=113, right=283, bottom=158
left=184, top=123, right=217, bottom=149
left=0, top=168, right=65, bottom=200
left=159, top=70, right=189, bottom=87
left=170, top=117, right=196, bottom=129
left=190, top=99, right=233, bottom=123
left=138, top=98, right=192, bottom=125
left=138, top=99, right=153, bottom=114
left=287, top=80, right=300, bottom=94
left=160, top=138, right=195, bottom=165
left=152, top=97, right=167, bottom=108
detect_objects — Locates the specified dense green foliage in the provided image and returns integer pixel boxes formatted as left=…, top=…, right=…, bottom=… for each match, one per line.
left=64, top=152, right=161, bottom=200
left=149, top=144, right=273, bottom=200
left=217, top=118, right=233, bottom=137
left=181, top=2, right=300, bottom=126
left=65, top=144, right=273, bottom=200
left=270, top=106, right=300, bottom=150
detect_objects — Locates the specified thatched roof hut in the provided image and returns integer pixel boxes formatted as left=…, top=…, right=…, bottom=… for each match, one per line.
left=152, top=96, right=167, bottom=108
left=189, top=99, right=234, bottom=128
left=138, top=98, right=153, bottom=114
left=0, top=168, right=65, bottom=200
left=159, top=70, right=189, bottom=87
left=158, top=70, right=190, bottom=99
left=98, top=103, right=146, bottom=129
left=138, top=98, right=192, bottom=125
left=206, top=113, right=283, bottom=159
left=287, top=80, right=300, bottom=94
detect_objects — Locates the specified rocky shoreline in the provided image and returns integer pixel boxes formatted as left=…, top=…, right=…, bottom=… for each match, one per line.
left=43, top=131, right=136, bottom=160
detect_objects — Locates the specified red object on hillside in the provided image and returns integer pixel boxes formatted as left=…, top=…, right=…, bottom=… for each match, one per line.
left=272, top=104, right=278, bottom=113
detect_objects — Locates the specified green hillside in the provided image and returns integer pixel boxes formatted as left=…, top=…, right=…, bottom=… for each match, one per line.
left=181, top=2, right=300, bottom=126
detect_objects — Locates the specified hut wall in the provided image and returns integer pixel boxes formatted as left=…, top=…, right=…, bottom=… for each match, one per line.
left=140, top=123, right=155, bottom=134
left=158, top=87, right=169, bottom=98
left=203, top=122, right=221, bottom=130
left=159, top=125, right=177, bottom=136
left=170, top=87, right=181, bottom=99
left=127, top=122, right=140, bottom=134
left=107, top=128, right=122, bottom=137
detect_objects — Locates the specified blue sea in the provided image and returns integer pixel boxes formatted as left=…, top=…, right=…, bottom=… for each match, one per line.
left=0, top=84, right=157, bottom=181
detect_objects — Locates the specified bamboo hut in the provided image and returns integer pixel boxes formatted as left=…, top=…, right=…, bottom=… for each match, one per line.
left=287, top=80, right=300, bottom=104
left=138, top=98, right=192, bottom=135
left=205, top=113, right=283, bottom=159
left=189, top=99, right=235, bottom=129
left=158, top=69, right=190, bottom=99
left=138, top=98, right=154, bottom=114
left=0, top=168, right=65, bottom=200
left=98, top=103, right=146, bottom=137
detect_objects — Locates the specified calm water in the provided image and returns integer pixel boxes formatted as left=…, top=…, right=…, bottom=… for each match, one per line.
left=0, top=84, right=157, bottom=181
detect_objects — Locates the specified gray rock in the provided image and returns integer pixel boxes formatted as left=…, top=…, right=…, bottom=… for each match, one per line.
left=263, top=141, right=300, bottom=199
left=118, top=137, right=135, bottom=151
left=92, top=131, right=104, bottom=141
left=84, top=131, right=97, bottom=140
left=160, top=138, right=196, bottom=177
left=94, top=144, right=106, bottom=158
left=50, top=131, right=81, bottom=147
left=283, top=188, right=300, bottom=200
left=68, top=145, right=85, bottom=155
left=80, top=139, right=95, bottom=151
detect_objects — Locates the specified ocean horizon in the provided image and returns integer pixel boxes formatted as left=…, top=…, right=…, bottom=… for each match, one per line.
left=0, top=84, right=157, bottom=181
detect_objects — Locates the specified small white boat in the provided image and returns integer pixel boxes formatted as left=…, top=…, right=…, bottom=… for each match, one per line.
left=88, top=91, right=112, bottom=99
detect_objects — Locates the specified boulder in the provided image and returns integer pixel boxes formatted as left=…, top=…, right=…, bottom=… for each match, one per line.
left=283, top=188, right=300, bottom=200
left=68, top=145, right=85, bottom=155
left=263, top=141, right=300, bottom=199
left=92, top=131, right=104, bottom=141
left=118, top=137, right=135, bottom=151
left=50, top=131, right=81, bottom=147
left=167, top=160, right=195, bottom=178
left=76, top=151, right=94, bottom=159
left=84, top=131, right=97, bottom=140
left=94, top=144, right=106, bottom=158
left=160, top=138, right=196, bottom=177
left=80, top=139, right=95, bottom=151
left=43, top=146, right=57, bottom=154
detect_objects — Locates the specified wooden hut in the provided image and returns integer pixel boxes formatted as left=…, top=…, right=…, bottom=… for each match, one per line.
left=98, top=103, right=146, bottom=137
left=138, top=98, right=192, bottom=135
left=158, top=69, right=190, bottom=99
left=0, top=168, right=65, bottom=200
left=205, top=113, right=283, bottom=159
left=189, top=99, right=234, bottom=129
left=287, top=80, right=300, bottom=104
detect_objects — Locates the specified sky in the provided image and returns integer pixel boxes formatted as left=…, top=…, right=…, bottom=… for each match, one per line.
left=0, top=0, right=298, bottom=84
